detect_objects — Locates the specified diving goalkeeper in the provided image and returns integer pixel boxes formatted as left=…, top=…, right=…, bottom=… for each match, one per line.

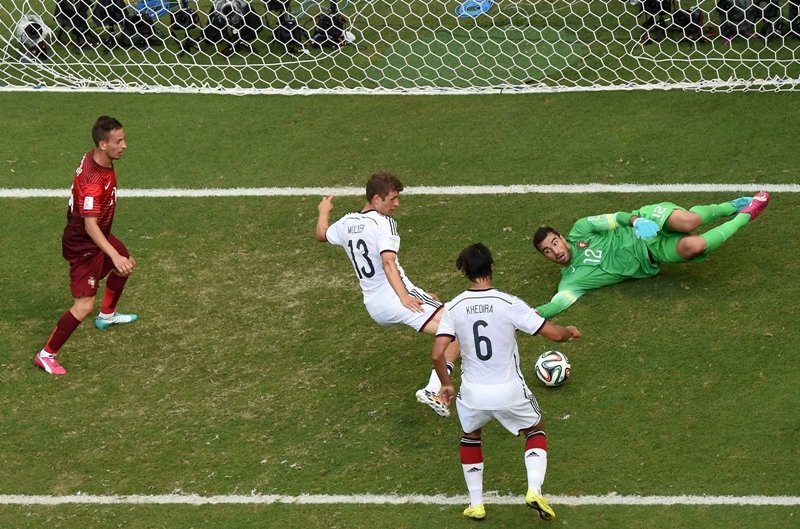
left=532, top=193, right=770, bottom=319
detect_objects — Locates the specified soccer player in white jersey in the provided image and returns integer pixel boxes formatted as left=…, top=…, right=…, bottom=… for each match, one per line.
left=432, top=243, right=580, bottom=521
left=315, top=171, right=460, bottom=417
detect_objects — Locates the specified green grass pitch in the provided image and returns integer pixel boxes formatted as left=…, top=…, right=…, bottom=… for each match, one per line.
left=0, top=90, right=798, bottom=529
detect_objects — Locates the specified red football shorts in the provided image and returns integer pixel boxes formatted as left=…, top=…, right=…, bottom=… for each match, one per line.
left=68, top=235, right=129, bottom=298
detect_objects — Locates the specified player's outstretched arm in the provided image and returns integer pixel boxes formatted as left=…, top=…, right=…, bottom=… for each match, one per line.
left=315, top=195, right=334, bottom=242
left=535, top=290, right=581, bottom=319
left=538, top=321, right=580, bottom=342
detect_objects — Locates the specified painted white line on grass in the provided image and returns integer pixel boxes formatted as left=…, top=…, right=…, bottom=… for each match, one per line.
left=1, top=183, right=799, bottom=199
left=0, top=493, right=798, bottom=506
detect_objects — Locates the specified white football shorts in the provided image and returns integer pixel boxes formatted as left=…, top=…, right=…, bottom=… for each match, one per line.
left=456, top=396, right=542, bottom=435
left=365, top=285, right=442, bottom=332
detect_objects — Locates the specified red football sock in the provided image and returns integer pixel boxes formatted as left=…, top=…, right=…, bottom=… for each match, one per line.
left=101, top=272, right=128, bottom=314
left=44, top=310, right=82, bottom=354
left=460, top=437, right=483, bottom=464
left=525, top=430, right=548, bottom=452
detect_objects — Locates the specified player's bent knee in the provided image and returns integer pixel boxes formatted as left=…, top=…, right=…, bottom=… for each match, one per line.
left=677, top=236, right=707, bottom=259
left=71, top=297, right=95, bottom=320
left=669, top=211, right=702, bottom=232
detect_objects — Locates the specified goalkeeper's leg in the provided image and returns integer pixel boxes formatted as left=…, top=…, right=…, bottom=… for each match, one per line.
left=667, top=197, right=748, bottom=233
left=696, top=214, right=751, bottom=254
left=687, top=196, right=753, bottom=226
left=675, top=211, right=754, bottom=259
left=698, top=192, right=770, bottom=253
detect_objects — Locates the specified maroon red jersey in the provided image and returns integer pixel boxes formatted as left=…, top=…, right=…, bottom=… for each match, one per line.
left=62, top=149, right=118, bottom=263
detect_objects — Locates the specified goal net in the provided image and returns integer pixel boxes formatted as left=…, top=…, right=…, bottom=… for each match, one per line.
left=1, top=0, right=799, bottom=94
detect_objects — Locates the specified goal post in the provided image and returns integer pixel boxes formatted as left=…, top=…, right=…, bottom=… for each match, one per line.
left=1, top=0, right=799, bottom=94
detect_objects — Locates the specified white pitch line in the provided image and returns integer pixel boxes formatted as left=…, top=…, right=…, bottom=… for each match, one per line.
left=1, top=183, right=799, bottom=199
left=0, top=493, right=798, bottom=506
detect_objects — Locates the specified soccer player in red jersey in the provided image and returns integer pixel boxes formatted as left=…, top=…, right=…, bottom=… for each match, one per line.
left=35, top=116, right=138, bottom=376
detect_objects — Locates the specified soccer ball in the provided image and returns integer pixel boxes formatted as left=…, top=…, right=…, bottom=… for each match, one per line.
left=534, top=350, right=571, bottom=387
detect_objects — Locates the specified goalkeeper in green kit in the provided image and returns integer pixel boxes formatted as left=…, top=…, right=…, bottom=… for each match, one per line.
left=532, top=192, right=771, bottom=319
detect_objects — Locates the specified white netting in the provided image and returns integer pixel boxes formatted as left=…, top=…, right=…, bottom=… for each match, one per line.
left=1, top=0, right=799, bottom=94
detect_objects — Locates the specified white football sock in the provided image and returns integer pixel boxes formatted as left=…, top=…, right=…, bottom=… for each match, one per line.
left=462, top=461, right=484, bottom=507
left=524, top=448, right=548, bottom=493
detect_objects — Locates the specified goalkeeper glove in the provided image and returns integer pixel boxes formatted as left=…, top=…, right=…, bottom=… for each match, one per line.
left=633, top=218, right=660, bottom=240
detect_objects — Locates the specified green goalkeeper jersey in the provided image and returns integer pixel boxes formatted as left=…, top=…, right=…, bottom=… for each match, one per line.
left=535, top=213, right=660, bottom=319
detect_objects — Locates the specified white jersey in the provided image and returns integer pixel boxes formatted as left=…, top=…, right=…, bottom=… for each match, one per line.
left=438, top=288, right=545, bottom=410
left=326, top=209, right=412, bottom=305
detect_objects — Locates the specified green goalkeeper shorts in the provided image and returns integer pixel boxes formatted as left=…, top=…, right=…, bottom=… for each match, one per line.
left=645, top=231, right=708, bottom=264
left=633, top=202, right=686, bottom=231
left=636, top=202, right=711, bottom=263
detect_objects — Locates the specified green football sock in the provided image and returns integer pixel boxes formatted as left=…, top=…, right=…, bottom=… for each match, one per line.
left=689, top=202, right=738, bottom=226
left=700, top=213, right=750, bottom=253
